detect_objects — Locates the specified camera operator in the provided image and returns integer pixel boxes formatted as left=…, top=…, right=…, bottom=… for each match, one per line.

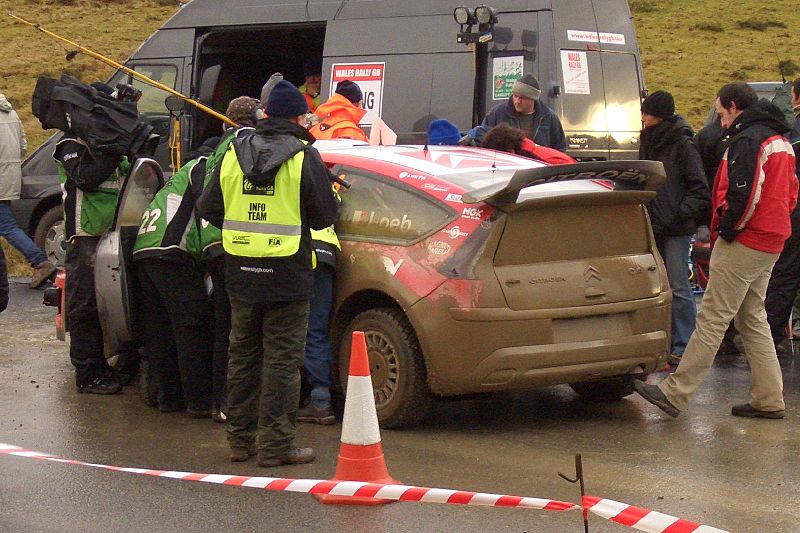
left=52, top=82, right=138, bottom=395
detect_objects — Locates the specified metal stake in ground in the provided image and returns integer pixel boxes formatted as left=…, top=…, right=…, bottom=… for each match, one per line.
left=558, top=454, right=589, bottom=533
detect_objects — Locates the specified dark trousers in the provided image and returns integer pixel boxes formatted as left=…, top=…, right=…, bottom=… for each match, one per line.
left=765, top=209, right=800, bottom=343
left=226, top=297, right=309, bottom=458
left=135, top=258, right=213, bottom=411
left=208, top=257, right=231, bottom=411
left=65, top=236, right=109, bottom=385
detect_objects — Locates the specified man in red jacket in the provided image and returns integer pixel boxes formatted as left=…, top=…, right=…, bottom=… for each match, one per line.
left=636, top=82, right=797, bottom=419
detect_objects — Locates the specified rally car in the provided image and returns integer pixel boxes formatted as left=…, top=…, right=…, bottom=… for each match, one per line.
left=320, top=144, right=670, bottom=427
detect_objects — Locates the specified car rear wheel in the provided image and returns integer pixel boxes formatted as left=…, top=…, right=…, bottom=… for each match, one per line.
left=569, top=376, right=637, bottom=402
left=33, top=206, right=65, bottom=267
left=339, top=308, right=434, bottom=428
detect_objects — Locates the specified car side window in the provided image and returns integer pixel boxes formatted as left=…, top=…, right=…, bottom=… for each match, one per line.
left=334, top=167, right=455, bottom=245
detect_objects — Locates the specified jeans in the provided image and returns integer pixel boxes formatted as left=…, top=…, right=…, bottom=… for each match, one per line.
left=0, top=201, right=46, bottom=266
left=656, top=234, right=696, bottom=355
left=304, top=264, right=334, bottom=409
left=226, top=297, right=309, bottom=458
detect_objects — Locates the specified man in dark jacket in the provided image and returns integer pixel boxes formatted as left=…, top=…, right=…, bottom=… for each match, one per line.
left=636, top=83, right=797, bottom=420
left=764, top=78, right=800, bottom=354
left=471, top=74, right=567, bottom=152
left=198, top=80, right=339, bottom=467
left=638, top=90, right=710, bottom=366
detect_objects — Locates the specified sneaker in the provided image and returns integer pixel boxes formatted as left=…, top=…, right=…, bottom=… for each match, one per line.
left=257, top=447, right=316, bottom=467
left=731, top=403, right=785, bottom=419
left=29, top=262, right=57, bottom=289
left=77, top=376, right=122, bottom=395
left=230, top=443, right=257, bottom=462
left=667, top=353, right=682, bottom=366
left=633, top=381, right=680, bottom=418
left=297, top=402, right=336, bottom=425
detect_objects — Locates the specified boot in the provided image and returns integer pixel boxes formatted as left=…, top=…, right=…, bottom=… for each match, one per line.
left=29, top=261, right=57, bottom=289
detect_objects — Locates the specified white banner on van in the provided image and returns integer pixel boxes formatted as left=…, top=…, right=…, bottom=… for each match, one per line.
left=330, top=62, right=385, bottom=127
left=567, top=30, right=626, bottom=46
left=560, top=50, right=590, bottom=95
left=492, top=56, right=524, bottom=100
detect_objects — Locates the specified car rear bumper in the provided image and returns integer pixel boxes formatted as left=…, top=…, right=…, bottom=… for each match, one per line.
left=410, top=291, right=670, bottom=396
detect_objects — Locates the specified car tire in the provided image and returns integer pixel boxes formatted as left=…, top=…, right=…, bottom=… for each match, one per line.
left=339, top=308, right=434, bottom=429
left=33, top=206, right=65, bottom=267
left=569, top=376, right=637, bottom=402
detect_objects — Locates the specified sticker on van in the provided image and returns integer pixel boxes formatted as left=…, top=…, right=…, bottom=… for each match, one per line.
left=567, top=30, right=626, bottom=45
left=560, top=51, right=590, bottom=95
left=330, top=62, right=385, bottom=126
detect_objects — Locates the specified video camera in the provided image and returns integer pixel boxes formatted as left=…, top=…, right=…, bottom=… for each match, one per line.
left=32, top=74, right=158, bottom=159
left=111, top=83, right=142, bottom=103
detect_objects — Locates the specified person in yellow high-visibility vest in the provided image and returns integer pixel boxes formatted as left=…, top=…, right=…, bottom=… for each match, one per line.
left=198, top=80, right=339, bottom=467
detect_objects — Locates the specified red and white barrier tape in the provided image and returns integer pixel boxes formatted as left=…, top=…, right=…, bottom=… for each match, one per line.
left=583, top=496, right=729, bottom=533
left=0, top=444, right=577, bottom=512
left=0, top=443, right=731, bottom=531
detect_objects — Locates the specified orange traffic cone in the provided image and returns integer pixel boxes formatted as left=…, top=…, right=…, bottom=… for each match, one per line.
left=315, top=331, right=400, bottom=505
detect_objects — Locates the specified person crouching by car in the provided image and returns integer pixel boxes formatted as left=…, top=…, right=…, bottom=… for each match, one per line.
left=480, top=123, right=576, bottom=164
left=132, top=155, right=214, bottom=417
left=198, top=81, right=340, bottom=466
left=53, top=85, right=130, bottom=395
left=638, top=90, right=710, bottom=367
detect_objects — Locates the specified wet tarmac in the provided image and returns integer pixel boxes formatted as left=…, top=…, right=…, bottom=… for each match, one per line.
left=1, top=279, right=798, bottom=532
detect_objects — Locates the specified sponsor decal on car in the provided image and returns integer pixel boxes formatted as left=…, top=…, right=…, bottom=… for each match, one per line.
left=351, top=210, right=412, bottom=230
left=444, top=193, right=463, bottom=203
left=426, top=241, right=452, bottom=255
left=398, top=171, right=426, bottom=181
left=442, top=226, right=469, bottom=239
left=422, top=183, right=449, bottom=192
left=462, top=207, right=484, bottom=220
left=381, top=256, right=404, bottom=275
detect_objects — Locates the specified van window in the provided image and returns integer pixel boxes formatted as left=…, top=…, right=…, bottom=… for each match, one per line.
left=334, top=167, right=455, bottom=245
left=120, top=64, right=178, bottom=171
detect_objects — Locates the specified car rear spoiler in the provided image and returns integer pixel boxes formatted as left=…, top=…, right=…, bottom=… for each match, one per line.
left=461, top=160, right=666, bottom=206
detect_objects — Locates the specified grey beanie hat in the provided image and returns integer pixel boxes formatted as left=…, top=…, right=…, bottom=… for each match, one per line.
left=512, top=74, right=541, bottom=100
left=259, top=72, right=284, bottom=107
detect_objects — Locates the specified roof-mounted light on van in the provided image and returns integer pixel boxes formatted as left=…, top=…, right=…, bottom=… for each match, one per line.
left=474, top=5, right=498, bottom=25
left=453, top=7, right=476, bottom=26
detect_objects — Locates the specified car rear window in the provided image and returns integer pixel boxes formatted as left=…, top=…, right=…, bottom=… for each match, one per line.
left=495, top=203, right=649, bottom=265
left=334, top=167, right=456, bottom=245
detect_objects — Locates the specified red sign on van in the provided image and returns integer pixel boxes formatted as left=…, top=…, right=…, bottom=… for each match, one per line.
left=330, top=62, right=385, bottom=126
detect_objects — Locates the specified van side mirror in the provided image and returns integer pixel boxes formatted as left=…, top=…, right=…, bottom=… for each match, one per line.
left=197, top=64, right=221, bottom=106
left=164, top=95, right=185, bottom=113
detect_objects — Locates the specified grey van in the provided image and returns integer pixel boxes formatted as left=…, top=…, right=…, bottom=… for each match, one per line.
left=13, top=0, right=646, bottom=264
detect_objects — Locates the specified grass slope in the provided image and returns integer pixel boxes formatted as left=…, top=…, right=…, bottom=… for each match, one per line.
left=2, top=0, right=799, bottom=274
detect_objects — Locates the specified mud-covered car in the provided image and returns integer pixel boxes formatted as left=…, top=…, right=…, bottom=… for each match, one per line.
left=321, top=145, right=670, bottom=427
left=48, top=144, right=669, bottom=428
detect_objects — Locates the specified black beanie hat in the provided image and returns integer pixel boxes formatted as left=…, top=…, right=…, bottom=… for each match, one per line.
left=335, top=80, right=363, bottom=105
left=641, top=90, right=675, bottom=119
left=266, top=80, right=309, bottom=118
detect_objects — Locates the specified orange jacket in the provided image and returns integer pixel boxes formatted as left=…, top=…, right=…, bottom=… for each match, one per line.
left=309, top=94, right=368, bottom=142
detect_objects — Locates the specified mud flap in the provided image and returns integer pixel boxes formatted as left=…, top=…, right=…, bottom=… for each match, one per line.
left=95, top=158, right=163, bottom=356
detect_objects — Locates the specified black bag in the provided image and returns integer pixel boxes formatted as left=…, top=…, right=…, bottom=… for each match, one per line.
left=31, top=74, right=155, bottom=157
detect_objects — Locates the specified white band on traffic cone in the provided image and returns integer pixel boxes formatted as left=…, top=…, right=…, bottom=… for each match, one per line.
left=341, top=375, right=381, bottom=446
